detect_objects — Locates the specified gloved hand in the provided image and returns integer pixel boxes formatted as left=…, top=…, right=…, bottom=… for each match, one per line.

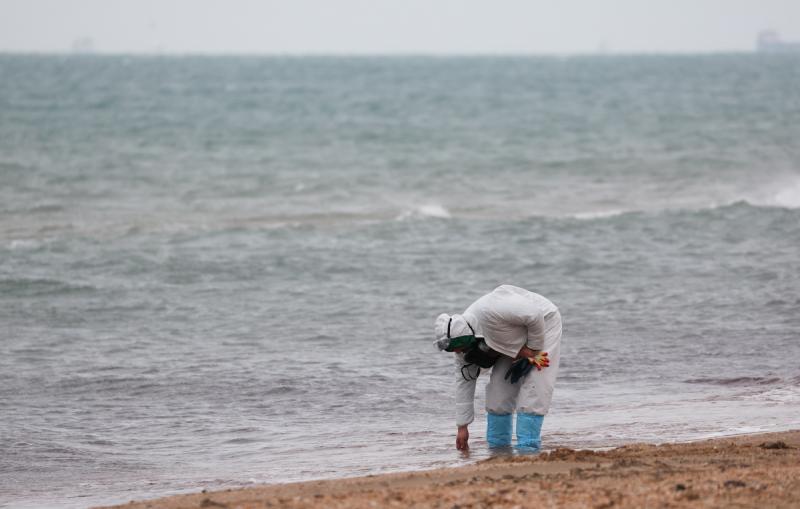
left=505, top=352, right=550, bottom=384
left=530, top=351, right=549, bottom=370
left=504, top=358, right=533, bottom=384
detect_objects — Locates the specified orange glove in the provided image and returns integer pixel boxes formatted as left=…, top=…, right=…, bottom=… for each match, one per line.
left=528, top=351, right=549, bottom=370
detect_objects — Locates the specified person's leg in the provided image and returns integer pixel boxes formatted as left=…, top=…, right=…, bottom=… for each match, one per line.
left=515, top=367, right=550, bottom=452
left=485, top=356, right=520, bottom=448
left=486, top=413, right=512, bottom=448
left=516, top=312, right=562, bottom=452
left=515, top=412, right=544, bottom=452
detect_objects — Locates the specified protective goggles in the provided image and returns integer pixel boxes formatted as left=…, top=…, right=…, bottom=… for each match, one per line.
left=443, top=317, right=478, bottom=352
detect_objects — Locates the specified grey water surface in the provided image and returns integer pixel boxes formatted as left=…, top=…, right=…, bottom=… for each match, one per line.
left=1, top=54, right=799, bottom=508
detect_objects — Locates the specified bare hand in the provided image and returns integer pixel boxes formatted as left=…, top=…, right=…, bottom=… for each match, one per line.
left=456, top=425, right=469, bottom=450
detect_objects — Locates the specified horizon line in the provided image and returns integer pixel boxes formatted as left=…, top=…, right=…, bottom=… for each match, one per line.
left=0, top=48, right=771, bottom=59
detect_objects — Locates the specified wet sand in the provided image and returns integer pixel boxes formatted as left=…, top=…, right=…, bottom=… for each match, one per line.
left=99, top=430, right=800, bottom=509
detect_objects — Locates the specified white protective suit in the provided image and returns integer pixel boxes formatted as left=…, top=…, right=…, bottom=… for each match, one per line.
left=449, top=285, right=562, bottom=426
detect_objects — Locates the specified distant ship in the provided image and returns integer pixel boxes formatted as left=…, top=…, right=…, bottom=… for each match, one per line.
left=757, top=30, right=800, bottom=53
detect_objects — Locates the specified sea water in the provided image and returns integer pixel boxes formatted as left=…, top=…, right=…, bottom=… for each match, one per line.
left=1, top=54, right=799, bottom=508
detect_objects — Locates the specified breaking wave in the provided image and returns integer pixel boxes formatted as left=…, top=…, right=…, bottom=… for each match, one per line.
left=729, top=176, right=800, bottom=210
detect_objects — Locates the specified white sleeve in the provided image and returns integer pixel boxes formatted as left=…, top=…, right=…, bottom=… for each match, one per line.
left=487, top=290, right=547, bottom=353
left=524, top=307, right=546, bottom=350
left=454, top=353, right=479, bottom=427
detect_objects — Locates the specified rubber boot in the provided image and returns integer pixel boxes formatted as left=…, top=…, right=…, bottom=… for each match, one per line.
left=515, top=412, right=543, bottom=453
left=486, top=413, right=513, bottom=448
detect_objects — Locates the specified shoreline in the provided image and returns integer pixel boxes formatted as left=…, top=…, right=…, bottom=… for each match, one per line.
left=97, top=430, right=800, bottom=509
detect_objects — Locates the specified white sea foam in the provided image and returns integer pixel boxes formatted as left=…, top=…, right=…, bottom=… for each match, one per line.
left=743, top=385, right=800, bottom=403
left=743, top=176, right=800, bottom=209
left=417, top=204, right=451, bottom=218
left=396, top=204, right=451, bottom=220
left=772, top=178, right=800, bottom=208
left=571, top=209, right=629, bottom=220
left=8, top=239, right=41, bottom=250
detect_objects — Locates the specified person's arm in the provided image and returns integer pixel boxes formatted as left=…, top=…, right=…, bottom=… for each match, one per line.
left=494, top=294, right=546, bottom=354
left=516, top=345, right=540, bottom=360
left=454, top=353, right=478, bottom=450
left=456, top=424, right=469, bottom=450
left=523, top=307, right=546, bottom=351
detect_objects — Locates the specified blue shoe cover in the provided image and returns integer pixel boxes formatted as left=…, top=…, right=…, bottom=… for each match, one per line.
left=515, top=412, right=543, bottom=453
left=486, top=413, right=512, bottom=448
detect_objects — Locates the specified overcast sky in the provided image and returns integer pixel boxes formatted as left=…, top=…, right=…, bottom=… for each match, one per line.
left=1, top=0, right=799, bottom=55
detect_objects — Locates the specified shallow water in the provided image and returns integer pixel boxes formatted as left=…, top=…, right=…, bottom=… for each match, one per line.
left=1, top=54, right=799, bottom=508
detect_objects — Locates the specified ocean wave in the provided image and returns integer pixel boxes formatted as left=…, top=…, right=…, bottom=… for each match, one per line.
left=569, top=209, right=631, bottom=220
left=6, top=239, right=46, bottom=250
left=749, top=176, right=800, bottom=209
left=687, top=199, right=799, bottom=215
left=319, top=199, right=792, bottom=224
left=563, top=199, right=799, bottom=223
left=741, top=386, right=800, bottom=404
left=683, top=376, right=782, bottom=386
left=55, top=375, right=155, bottom=392
left=27, top=204, right=66, bottom=214
left=0, top=159, right=33, bottom=173
left=395, top=203, right=451, bottom=221
left=3, top=196, right=797, bottom=243
left=0, top=277, right=96, bottom=297
left=262, top=385, right=303, bottom=395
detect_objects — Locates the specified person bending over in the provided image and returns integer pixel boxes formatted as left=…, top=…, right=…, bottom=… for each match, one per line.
left=434, top=285, right=562, bottom=452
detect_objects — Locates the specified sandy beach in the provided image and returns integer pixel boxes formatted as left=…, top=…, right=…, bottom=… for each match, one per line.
left=98, top=430, right=800, bottom=509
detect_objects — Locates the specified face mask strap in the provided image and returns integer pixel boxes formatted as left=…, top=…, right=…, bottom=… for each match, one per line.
left=449, top=317, right=477, bottom=339
left=460, top=363, right=480, bottom=381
